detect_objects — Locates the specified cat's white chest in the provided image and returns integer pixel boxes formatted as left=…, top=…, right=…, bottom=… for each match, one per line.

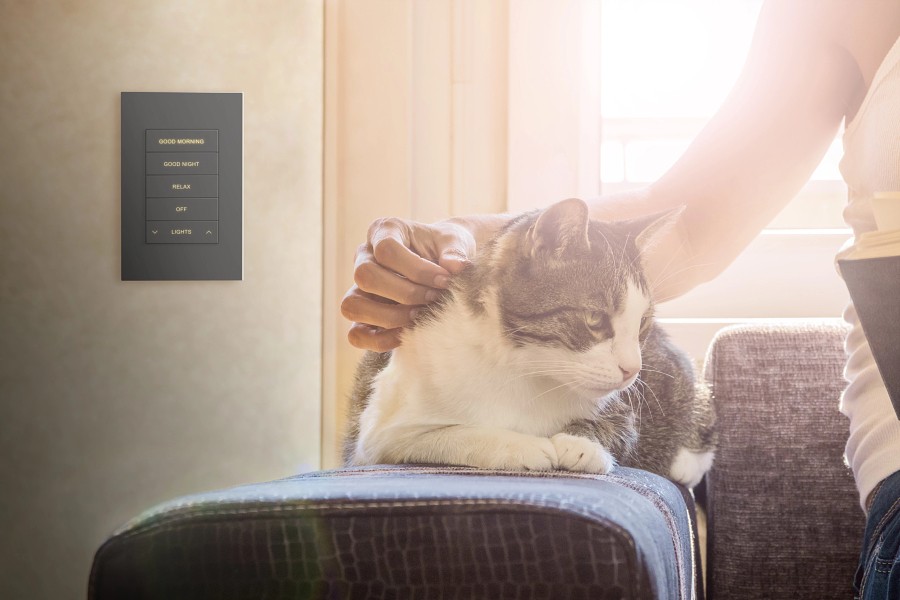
left=352, top=293, right=615, bottom=467
left=374, top=305, right=602, bottom=437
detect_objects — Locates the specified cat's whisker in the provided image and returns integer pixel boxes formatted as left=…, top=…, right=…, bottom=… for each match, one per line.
left=516, top=368, right=584, bottom=376
left=514, top=367, right=582, bottom=375
left=531, top=378, right=589, bottom=400
left=637, top=378, right=666, bottom=417
left=509, top=360, right=585, bottom=370
left=630, top=384, right=649, bottom=421
left=622, top=389, right=639, bottom=422
left=509, top=369, right=585, bottom=382
left=513, top=359, right=588, bottom=365
left=639, top=366, right=675, bottom=379
left=635, top=379, right=659, bottom=418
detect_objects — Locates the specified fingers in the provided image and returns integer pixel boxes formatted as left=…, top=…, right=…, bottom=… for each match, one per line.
left=369, top=219, right=452, bottom=288
left=341, top=285, right=419, bottom=330
left=342, top=284, right=409, bottom=352
left=343, top=216, right=477, bottom=353
left=354, top=248, right=442, bottom=306
left=347, top=322, right=403, bottom=352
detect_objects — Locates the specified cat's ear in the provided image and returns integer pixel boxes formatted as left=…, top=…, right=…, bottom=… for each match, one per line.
left=527, top=198, right=591, bottom=259
left=622, top=206, right=685, bottom=254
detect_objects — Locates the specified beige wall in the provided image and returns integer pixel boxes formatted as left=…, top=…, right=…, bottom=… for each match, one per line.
left=0, top=2, right=323, bottom=598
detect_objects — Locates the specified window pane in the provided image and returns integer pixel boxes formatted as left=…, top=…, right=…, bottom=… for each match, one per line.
left=600, top=0, right=762, bottom=119
left=625, top=139, right=692, bottom=182
left=600, top=0, right=764, bottom=187
left=600, top=141, right=625, bottom=182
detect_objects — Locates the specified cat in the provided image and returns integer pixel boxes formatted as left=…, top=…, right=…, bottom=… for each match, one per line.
left=343, top=198, right=716, bottom=487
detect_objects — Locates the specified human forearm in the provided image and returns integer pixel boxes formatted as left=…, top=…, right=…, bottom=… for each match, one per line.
left=443, top=213, right=515, bottom=248
left=583, top=1, right=856, bottom=302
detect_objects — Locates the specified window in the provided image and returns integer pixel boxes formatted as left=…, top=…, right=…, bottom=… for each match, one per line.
left=599, top=0, right=844, bottom=188
left=595, top=0, right=850, bottom=360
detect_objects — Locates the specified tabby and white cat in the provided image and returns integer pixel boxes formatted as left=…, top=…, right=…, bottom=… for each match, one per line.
left=344, top=198, right=716, bottom=487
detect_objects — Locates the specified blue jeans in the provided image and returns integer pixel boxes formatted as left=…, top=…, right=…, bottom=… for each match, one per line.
left=855, top=470, right=900, bottom=599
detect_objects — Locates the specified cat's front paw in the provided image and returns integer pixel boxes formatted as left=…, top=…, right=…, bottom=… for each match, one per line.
left=480, top=435, right=558, bottom=471
left=668, top=447, right=715, bottom=488
left=551, top=433, right=615, bottom=474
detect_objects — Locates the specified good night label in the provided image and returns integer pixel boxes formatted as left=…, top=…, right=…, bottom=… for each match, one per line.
left=145, top=152, right=218, bottom=175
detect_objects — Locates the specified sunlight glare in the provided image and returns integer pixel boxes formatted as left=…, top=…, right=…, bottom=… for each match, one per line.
left=600, top=0, right=762, bottom=119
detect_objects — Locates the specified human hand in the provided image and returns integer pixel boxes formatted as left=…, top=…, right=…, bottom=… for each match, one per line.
left=341, top=217, right=477, bottom=351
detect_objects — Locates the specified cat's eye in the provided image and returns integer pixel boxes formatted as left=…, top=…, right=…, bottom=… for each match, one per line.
left=639, top=314, right=653, bottom=336
left=585, top=310, right=608, bottom=329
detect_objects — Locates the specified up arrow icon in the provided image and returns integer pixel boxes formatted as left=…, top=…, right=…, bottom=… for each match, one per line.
left=205, top=230, right=213, bottom=235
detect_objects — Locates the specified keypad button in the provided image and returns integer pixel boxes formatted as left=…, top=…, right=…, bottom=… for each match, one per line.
left=146, top=197, right=218, bottom=221
left=146, top=129, right=218, bottom=152
left=146, top=174, right=218, bottom=198
left=146, top=221, right=218, bottom=244
left=146, top=152, right=218, bottom=175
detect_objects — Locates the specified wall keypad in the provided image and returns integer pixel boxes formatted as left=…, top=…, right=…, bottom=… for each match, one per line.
left=122, top=93, right=241, bottom=280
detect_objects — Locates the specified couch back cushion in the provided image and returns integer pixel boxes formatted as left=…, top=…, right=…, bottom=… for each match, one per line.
left=703, top=322, right=865, bottom=599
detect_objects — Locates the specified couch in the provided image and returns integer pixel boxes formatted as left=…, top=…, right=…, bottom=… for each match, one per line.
left=89, top=322, right=866, bottom=599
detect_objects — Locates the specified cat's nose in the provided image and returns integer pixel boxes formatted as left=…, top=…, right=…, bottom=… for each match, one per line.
left=619, top=365, right=638, bottom=380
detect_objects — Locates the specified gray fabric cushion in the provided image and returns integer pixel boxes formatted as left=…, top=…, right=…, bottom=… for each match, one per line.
left=703, top=322, right=865, bottom=599
left=90, top=465, right=699, bottom=600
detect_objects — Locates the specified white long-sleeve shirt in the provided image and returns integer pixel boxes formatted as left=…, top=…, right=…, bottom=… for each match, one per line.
left=836, top=33, right=900, bottom=511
